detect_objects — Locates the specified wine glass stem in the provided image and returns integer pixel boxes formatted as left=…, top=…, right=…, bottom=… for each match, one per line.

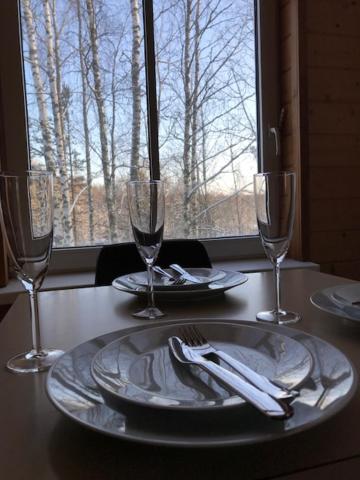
left=146, top=262, right=155, bottom=310
left=274, top=261, right=281, bottom=314
left=29, top=289, right=43, bottom=355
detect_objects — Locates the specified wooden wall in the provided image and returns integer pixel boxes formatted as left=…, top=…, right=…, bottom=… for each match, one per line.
left=0, top=83, right=9, bottom=287
left=280, top=0, right=307, bottom=261
left=281, top=0, right=360, bottom=280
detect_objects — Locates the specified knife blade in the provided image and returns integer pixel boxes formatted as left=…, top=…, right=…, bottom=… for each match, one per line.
left=168, top=336, right=293, bottom=419
left=169, top=264, right=202, bottom=284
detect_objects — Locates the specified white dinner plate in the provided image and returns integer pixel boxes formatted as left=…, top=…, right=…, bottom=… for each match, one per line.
left=331, top=284, right=360, bottom=307
left=311, top=284, right=360, bottom=321
left=91, top=322, right=312, bottom=414
left=129, top=268, right=226, bottom=290
left=112, top=270, right=248, bottom=300
left=46, top=319, right=356, bottom=448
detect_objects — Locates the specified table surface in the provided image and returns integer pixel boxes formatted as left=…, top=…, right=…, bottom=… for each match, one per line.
left=1, top=269, right=360, bottom=480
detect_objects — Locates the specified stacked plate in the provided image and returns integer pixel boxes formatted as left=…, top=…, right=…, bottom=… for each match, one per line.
left=311, top=283, right=360, bottom=321
left=47, top=319, right=356, bottom=447
left=112, top=268, right=248, bottom=300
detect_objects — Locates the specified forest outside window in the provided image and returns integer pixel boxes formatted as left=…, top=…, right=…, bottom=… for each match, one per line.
left=0, top=1, right=279, bottom=263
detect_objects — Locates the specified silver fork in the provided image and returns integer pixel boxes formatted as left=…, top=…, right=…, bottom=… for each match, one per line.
left=180, top=325, right=297, bottom=401
left=153, top=266, right=186, bottom=285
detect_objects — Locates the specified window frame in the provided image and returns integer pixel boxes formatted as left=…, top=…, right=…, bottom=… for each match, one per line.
left=0, top=0, right=280, bottom=274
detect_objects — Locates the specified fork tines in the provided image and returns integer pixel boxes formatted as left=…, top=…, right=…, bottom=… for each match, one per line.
left=180, top=325, right=206, bottom=346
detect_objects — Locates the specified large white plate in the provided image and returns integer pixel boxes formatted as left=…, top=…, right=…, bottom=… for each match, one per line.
left=311, top=284, right=360, bottom=322
left=91, top=322, right=312, bottom=413
left=112, top=270, right=248, bottom=299
left=129, top=268, right=226, bottom=290
left=46, top=319, right=356, bottom=448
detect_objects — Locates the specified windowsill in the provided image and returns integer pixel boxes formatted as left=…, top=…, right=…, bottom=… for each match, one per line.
left=0, top=258, right=319, bottom=305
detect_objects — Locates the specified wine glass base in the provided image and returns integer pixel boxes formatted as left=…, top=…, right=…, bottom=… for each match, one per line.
left=133, top=306, right=165, bottom=320
left=256, top=310, right=301, bottom=325
left=6, top=348, right=65, bottom=374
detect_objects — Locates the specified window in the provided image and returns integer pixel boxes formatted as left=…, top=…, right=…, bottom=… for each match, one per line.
left=0, top=0, right=279, bottom=271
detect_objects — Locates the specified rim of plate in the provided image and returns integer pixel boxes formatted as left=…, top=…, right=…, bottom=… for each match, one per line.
left=46, top=318, right=357, bottom=448
left=90, top=321, right=313, bottom=413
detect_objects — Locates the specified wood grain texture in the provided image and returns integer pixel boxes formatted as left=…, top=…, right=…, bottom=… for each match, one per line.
left=308, top=68, right=360, bottom=103
left=308, top=133, right=360, bottom=167
left=309, top=166, right=360, bottom=199
left=305, top=0, right=360, bottom=36
left=322, top=260, right=360, bottom=280
left=308, top=102, right=360, bottom=135
left=307, top=32, right=360, bottom=69
left=0, top=78, right=9, bottom=287
left=280, top=0, right=308, bottom=260
left=309, top=198, right=360, bottom=232
left=310, top=230, right=360, bottom=262
left=280, top=0, right=360, bottom=278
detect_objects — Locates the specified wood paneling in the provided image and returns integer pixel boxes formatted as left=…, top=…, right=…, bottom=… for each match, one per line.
left=281, top=0, right=360, bottom=279
left=310, top=230, right=360, bottom=262
left=322, top=260, right=360, bottom=280
left=309, top=167, right=360, bottom=198
left=280, top=0, right=308, bottom=260
left=308, top=102, right=360, bottom=135
left=0, top=79, right=8, bottom=287
left=307, top=32, right=360, bottom=69
left=308, top=68, right=360, bottom=103
left=305, top=0, right=360, bottom=36
left=310, top=198, right=360, bottom=231
left=308, top=133, right=360, bottom=167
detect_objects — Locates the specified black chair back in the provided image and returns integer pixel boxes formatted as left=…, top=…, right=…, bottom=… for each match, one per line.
left=94, top=239, right=212, bottom=286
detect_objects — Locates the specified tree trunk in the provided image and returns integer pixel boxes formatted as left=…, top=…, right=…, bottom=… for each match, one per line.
left=231, top=158, right=242, bottom=235
left=182, top=0, right=192, bottom=237
left=85, top=0, right=117, bottom=242
left=63, top=89, right=78, bottom=245
left=43, top=0, right=74, bottom=246
left=76, top=0, right=94, bottom=244
left=130, top=0, right=141, bottom=181
left=110, top=41, right=120, bottom=211
left=189, top=0, right=201, bottom=236
left=52, top=0, right=66, bottom=156
left=200, top=107, right=212, bottom=234
left=22, top=0, right=62, bottom=241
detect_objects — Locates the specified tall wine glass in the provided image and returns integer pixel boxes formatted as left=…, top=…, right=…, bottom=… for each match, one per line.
left=254, top=171, right=300, bottom=324
left=127, top=180, right=165, bottom=319
left=0, top=171, right=64, bottom=373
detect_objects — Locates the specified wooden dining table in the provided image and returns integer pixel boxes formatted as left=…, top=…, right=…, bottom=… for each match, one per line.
left=1, top=268, right=360, bottom=480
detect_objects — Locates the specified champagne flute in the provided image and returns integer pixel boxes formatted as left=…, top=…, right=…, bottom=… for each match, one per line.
left=0, top=171, right=64, bottom=373
left=254, top=171, right=300, bottom=324
left=127, top=180, right=165, bottom=319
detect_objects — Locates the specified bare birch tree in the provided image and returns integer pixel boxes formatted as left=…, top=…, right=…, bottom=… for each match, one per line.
left=22, top=0, right=63, bottom=243
left=189, top=0, right=201, bottom=235
left=21, top=0, right=258, bottom=244
left=182, top=0, right=192, bottom=236
left=76, top=0, right=94, bottom=243
left=130, top=0, right=141, bottom=181
left=43, top=0, right=74, bottom=245
left=161, top=0, right=256, bottom=237
left=85, top=0, right=117, bottom=242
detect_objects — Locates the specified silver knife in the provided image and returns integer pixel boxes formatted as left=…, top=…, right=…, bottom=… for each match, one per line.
left=185, top=340, right=297, bottom=401
left=114, top=278, right=145, bottom=292
left=168, top=336, right=293, bottom=419
left=169, top=264, right=202, bottom=283
left=153, top=266, right=176, bottom=281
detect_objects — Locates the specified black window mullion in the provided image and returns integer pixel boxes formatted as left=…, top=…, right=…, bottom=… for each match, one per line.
left=142, top=0, right=160, bottom=181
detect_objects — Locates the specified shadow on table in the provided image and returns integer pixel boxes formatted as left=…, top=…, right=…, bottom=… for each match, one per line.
left=47, top=416, right=265, bottom=480
left=47, top=407, right=350, bottom=480
left=113, top=292, right=249, bottom=321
